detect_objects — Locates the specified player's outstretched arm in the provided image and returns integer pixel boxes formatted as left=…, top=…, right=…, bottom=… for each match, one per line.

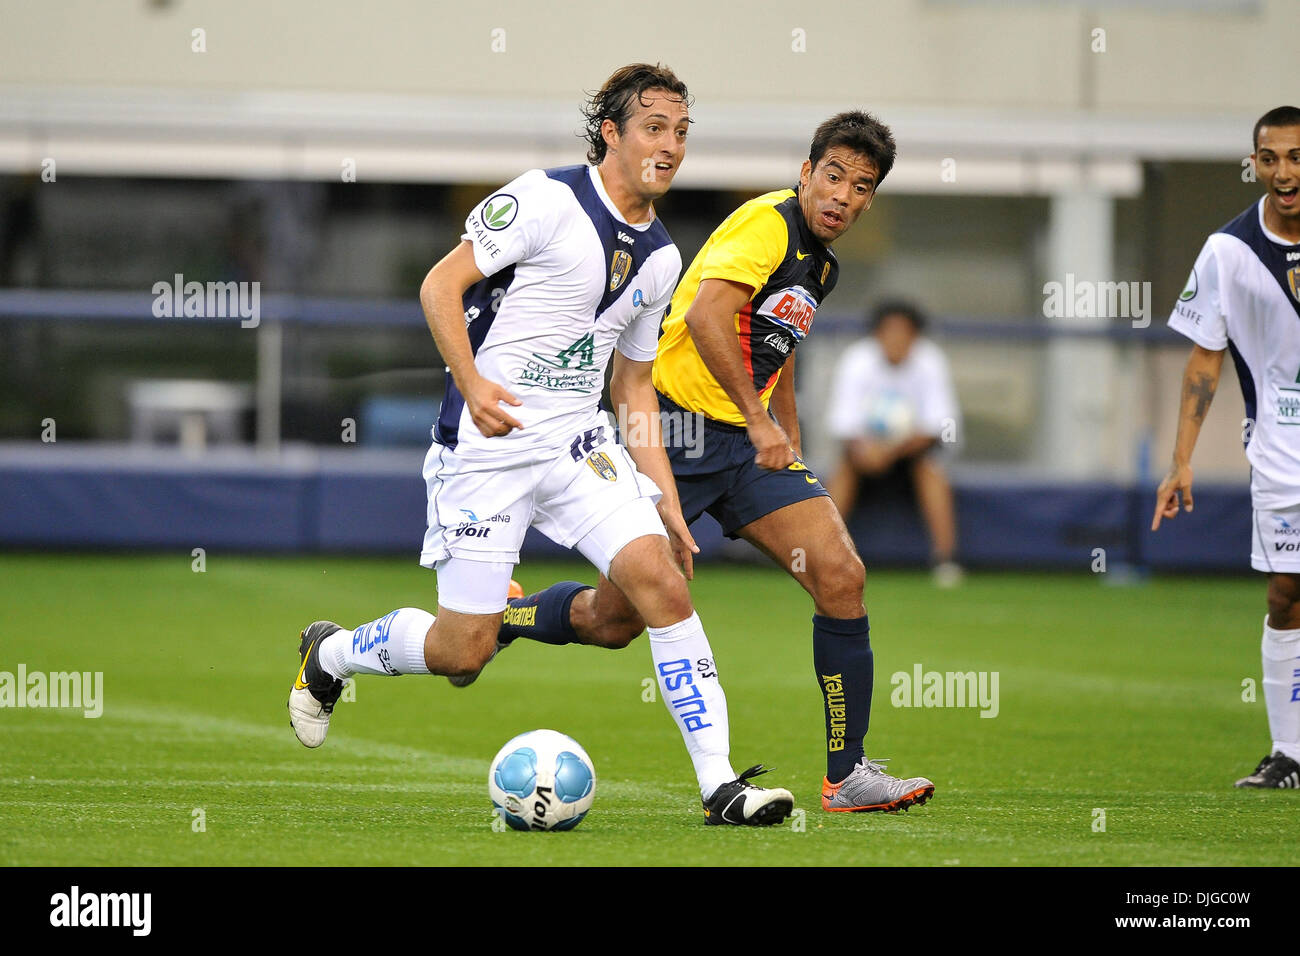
left=610, top=352, right=699, bottom=579
left=420, top=241, right=523, bottom=437
left=684, top=278, right=794, bottom=470
left=1152, top=343, right=1225, bottom=530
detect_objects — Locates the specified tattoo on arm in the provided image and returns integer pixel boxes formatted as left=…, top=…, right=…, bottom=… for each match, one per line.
left=1186, top=372, right=1217, bottom=423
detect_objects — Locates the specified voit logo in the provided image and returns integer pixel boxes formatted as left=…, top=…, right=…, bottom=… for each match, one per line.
left=452, top=508, right=510, bottom=538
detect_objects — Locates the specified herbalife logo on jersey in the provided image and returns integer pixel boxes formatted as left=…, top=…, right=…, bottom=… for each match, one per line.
left=522, top=333, right=601, bottom=392
left=482, top=196, right=517, bottom=230
left=1042, top=273, right=1152, bottom=328
left=467, top=192, right=517, bottom=260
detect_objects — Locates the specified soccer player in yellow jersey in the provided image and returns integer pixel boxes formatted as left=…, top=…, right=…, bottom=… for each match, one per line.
left=651, top=112, right=934, bottom=812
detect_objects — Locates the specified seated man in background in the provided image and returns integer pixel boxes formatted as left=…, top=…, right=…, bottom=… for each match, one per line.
left=826, top=300, right=963, bottom=586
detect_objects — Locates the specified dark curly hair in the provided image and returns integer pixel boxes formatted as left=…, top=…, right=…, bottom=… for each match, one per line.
left=581, top=63, right=691, bottom=165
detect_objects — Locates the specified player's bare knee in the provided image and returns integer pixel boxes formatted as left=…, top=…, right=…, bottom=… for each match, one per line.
left=593, top=614, right=644, bottom=649
left=444, top=631, right=499, bottom=676
left=576, top=594, right=644, bottom=648
left=648, top=574, right=693, bottom=623
left=811, top=555, right=866, bottom=617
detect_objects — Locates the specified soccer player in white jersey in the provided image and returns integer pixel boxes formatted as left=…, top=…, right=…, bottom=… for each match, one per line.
left=287, top=64, right=794, bottom=826
left=1153, top=105, right=1300, bottom=789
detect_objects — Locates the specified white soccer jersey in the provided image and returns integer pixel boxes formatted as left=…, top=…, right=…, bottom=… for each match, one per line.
left=825, top=337, right=960, bottom=443
left=1169, top=197, right=1300, bottom=510
left=436, top=164, right=682, bottom=464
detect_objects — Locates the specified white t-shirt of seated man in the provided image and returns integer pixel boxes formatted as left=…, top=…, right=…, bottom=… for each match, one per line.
left=826, top=336, right=961, bottom=454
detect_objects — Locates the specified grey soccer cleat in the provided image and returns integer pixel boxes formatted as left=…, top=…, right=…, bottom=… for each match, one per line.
left=821, top=756, right=935, bottom=812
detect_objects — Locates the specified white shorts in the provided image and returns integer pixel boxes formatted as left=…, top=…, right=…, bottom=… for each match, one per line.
left=420, top=418, right=665, bottom=613
left=1251, top=507, right=1300, bottom=573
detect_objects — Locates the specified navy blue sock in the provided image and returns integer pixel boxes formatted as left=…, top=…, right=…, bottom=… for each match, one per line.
left=499, top=582, right=593, bottom=646
left=812, top=613, right=873, bottom=784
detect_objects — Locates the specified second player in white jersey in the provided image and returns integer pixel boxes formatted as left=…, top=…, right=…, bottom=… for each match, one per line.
left=1169, top=195, right=1300, bottom=513
left=1153, top=105, right=1300, bottom=790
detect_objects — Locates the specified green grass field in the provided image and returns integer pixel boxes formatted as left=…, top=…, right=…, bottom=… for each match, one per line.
left=1, top=553, right=1296, bottom=866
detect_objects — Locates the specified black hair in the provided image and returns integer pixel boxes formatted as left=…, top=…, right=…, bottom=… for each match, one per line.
left=581, top=63, right=692, bottom=165
left=1253, top=105, right=1300, bottom=152
left=808, top=111, right=896, bottom=185
left=868, top=300, right=926, bottom=334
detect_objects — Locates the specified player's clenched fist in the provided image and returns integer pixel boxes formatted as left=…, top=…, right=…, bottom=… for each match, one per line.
left=1151, top=462, right=1194, bottom=530
left=464, top=374, right=524, bottom=437
left=748, top=417, right=795, bottom=471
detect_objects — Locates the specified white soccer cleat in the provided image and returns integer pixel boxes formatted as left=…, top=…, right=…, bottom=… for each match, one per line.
left=702, top=765, right=795, bottom=826
left=288, top=621, right=345, bottom=749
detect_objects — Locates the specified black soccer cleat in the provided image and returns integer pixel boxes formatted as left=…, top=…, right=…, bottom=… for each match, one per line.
left=703, top=764, right=795, bottom=826
left=1234, top=751, right=1300, bottom=789
left=288, top=621, right=345, bottom=748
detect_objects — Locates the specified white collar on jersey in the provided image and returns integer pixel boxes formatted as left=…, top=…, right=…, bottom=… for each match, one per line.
left=1257, top=196, right=1300, bottom=247
left=588, top=165, right=656, bottom=230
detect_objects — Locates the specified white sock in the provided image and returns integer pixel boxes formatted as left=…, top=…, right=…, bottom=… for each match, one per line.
left=319, top=608, right=433, bottom=679
left=1262, top=617, right=1300, bottom=762
left=648, top=612, right=735, bottom=800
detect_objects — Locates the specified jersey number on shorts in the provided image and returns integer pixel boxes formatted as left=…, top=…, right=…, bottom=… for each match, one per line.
left=569, top=427, right=604, bottom=461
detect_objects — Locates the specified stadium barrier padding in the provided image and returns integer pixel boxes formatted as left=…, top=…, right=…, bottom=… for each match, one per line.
left=0, top=448, right=1251, bottom=570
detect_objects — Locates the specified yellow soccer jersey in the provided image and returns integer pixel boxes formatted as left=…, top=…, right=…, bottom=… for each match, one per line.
left=654, top=187, right=839, bottom=425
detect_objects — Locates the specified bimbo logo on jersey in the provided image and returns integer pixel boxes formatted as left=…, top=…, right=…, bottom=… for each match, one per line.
left=756, top=286, right=817, bottom=337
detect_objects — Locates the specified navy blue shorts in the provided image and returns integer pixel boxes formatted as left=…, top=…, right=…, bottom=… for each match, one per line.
left=657, top=391, right=830, bottom=538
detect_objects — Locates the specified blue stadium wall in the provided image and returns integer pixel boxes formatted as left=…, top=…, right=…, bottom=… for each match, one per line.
left=0, top=453, right=1250, bottom=571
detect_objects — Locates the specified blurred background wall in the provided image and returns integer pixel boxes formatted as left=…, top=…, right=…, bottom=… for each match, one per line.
left=0, top=0, right=1282, bottom=566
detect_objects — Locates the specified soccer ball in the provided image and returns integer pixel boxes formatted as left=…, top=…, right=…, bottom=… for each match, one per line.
left=489, top=729, right=595, bottom=831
